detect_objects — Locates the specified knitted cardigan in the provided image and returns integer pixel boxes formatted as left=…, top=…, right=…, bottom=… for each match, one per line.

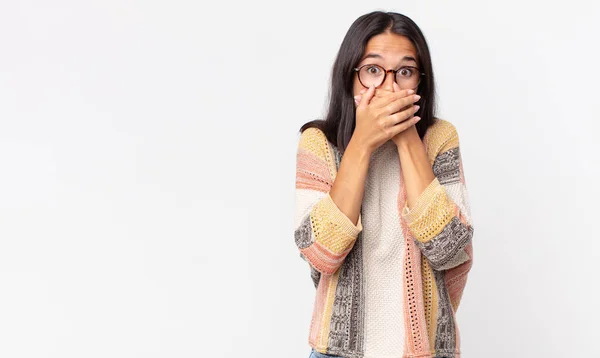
left=294, top=118, right=474, bottom=358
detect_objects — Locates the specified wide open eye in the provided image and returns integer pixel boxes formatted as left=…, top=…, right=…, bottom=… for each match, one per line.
left=365, top=65, right=383, bottom=75
left=397, top=67, right=415, bottom=78
left=357, top=64, right=386, bottom=87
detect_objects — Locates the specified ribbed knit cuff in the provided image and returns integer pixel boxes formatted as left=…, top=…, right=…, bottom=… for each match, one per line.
left=322, top=192, right=363, bottom=237
left=401, top=176, right=442, bottom=224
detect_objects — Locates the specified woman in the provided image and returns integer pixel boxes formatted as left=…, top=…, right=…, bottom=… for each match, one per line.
left=294, top=11, right=474, bottom=358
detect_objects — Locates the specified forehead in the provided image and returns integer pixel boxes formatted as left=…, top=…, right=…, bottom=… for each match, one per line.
left=360, top=32, right=417, bottom=62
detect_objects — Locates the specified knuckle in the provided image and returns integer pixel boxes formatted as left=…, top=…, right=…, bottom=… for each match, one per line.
left=379, top=120, right=389, bottom=132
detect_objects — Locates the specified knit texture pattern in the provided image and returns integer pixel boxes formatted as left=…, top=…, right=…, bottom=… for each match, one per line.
left=294, top=118, right=474, bottom=358
left=362, top=140, right=406, bottom=357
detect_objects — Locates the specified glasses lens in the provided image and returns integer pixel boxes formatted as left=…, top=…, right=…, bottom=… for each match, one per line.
left=396, top=67, right=422, bottom=89
left=358, top=65, right=385, bottom=88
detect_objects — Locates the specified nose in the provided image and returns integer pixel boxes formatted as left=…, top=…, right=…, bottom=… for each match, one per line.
left=381, top=70, right=395, bottom=91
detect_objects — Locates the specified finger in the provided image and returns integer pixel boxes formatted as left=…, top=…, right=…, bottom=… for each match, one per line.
left=373, top=88, right=394, bottom=98
left=379, top=87, right=414, bottom=96
left=385, top=104, right=421, bottom=127
left=371, top=87, right=415, bottom=110
left=385, top=93, right=421, bottom=116
left=372, top=88, right=415, bottom=103
left=354, top=88, right=369, bottom=105
left=358, top=85, right=376, bottom=108
left=390, top=115, right=421, bottom=136
left=370, top=88, right=396, bottom=109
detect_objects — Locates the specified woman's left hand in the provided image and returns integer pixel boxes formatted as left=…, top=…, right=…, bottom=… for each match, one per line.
left=354, top=82, right=420, bottom=147
left=388, top=82, right=420, bottom=147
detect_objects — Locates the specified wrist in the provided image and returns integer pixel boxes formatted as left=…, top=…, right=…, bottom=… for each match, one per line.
left=396, top=126, right=419, bottom=150
left=346, top=137, right=373, bottom=160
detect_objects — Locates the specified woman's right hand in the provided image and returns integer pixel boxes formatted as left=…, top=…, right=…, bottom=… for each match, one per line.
left=351, top=85, right=421, bottom=154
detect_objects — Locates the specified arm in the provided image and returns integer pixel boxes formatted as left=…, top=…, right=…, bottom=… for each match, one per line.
left=397, top=122, right=474, bottom=271
left=294, top=127, right=370, bottom=276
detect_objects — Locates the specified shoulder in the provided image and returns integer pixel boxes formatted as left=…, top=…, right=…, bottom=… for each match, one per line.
left=298, top=127, right=331, bottom=157
left=297, top=127, right=336, bottom=174
left=425, top=117, right=459, bottom=143
left=423, top=117, right=461, bottom=159
left=297, top=127, right=337, bottom=178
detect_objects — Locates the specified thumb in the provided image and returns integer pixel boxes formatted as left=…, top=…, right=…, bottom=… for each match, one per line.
left=354, top=88, right=368, bottom=104
left=358, top=85, right=376, bottom=108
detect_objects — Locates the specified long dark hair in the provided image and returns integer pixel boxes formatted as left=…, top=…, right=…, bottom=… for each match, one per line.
left=299, top=11, right=438, bottom=152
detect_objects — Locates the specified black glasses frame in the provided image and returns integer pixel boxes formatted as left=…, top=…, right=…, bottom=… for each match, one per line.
left=353, top=64, right=426, bottom=89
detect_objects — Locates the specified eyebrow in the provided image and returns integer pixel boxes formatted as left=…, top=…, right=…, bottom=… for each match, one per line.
left=361, top=53, right=418, bottom=65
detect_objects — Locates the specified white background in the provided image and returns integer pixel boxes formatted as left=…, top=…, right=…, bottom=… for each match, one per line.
left=1, top=1, right=599, bottom=357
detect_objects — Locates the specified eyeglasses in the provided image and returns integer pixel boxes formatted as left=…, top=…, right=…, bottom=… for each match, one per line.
left=353, top=64, right=425, bottom=90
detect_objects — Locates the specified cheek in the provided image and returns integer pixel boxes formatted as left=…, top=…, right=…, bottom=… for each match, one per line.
left=352, top=80, right=362, bottom=96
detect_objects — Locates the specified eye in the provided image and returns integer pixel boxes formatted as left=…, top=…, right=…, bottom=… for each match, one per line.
left=365, top=65, right=382, bottom=75
left=398, top=67, right=414, bottom=77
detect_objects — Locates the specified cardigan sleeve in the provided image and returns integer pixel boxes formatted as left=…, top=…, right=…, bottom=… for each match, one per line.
left=401, top=124, right=474, bottom=271
left=294, top=127, right=363, bottom=276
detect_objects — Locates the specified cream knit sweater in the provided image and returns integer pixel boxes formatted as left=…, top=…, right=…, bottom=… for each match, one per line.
left=362, top=139, right=406, bottom=357
left=294, top=118, right=474, bottom=358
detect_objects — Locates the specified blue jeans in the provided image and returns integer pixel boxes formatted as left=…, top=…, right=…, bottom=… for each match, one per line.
left=309, top=348, right=342, bottom=358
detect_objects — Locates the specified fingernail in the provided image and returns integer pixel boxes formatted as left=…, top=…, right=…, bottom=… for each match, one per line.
left=414, top=116, right=421, bottom=122
left=408, top=89, right=415, bottom=94
left=414, top=105, right=420, bottom=111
